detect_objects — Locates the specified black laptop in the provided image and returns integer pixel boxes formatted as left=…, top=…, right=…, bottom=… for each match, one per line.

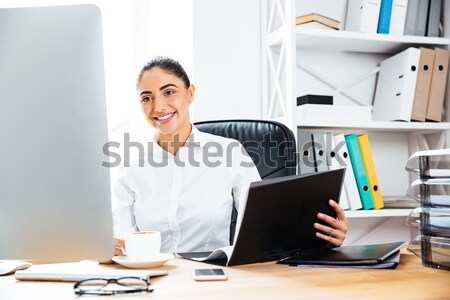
left=179, top=168, right=345, bottom=266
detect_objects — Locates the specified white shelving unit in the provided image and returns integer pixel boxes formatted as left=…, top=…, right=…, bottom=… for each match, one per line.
left=345, top=209, right=412, bottom=218
left=296, top=120, right=450, bottom=132
left=261, top=0, right=450, bottom=245
left=295, top=27, right=450, bottom=53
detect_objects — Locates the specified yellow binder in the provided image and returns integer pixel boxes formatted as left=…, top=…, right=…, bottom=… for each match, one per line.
left=357, top=134, right=384, bottom=209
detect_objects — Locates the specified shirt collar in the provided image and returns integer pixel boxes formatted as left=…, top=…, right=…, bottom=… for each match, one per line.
left=187, top=126, right=208, bottom=148
left=151, top=125, right=208, bottom=154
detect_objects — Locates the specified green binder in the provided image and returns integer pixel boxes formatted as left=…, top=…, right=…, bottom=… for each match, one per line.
left=345, top=134, right=374, bottom=210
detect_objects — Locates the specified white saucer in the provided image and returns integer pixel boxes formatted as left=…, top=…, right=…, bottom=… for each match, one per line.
left=112, top=253, right=174, bottom=269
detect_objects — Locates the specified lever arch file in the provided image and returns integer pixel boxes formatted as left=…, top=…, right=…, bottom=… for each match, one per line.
left=345, top=0, right=382, bottom=33
left=411, top=48, right=435, bottom=121
left=372, top=47, right=421, bottom=121
left=345, top=134, right=374, bottom=210
left=403, top=0, right=418, bottom=36
left=426, top=0, right=442, bottom=37
left=377, top=0, right=393, bottom=34
left=357, top=134, right=384, bottom=209
left=416, top=0, right=430, bottom=36
left=325, top=132, right=350, bottom=210
left=389, top=0, right=408, bottom=35
left=426, top=48, right=450, bottom=122
left=312, top=133, right=328, bottom=172
left=334, top=134, right=362, bottom=210
left=404, top=0, right=429, bottom=36
left=298, top=131, right=316, bottom=174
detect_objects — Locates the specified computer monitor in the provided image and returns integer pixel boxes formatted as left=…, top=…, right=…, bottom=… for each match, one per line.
left=0, top=5, right=114, bottom=262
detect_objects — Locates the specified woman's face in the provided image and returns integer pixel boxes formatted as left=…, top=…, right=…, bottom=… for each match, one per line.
left=138, top=67, right=194, bottom=140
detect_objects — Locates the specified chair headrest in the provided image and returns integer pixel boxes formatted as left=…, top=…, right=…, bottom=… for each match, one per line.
left=194, top=119, right=297, bottom=179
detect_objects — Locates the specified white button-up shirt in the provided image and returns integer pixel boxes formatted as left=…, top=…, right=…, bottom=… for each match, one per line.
left=112, top=126, right=261, bottom=254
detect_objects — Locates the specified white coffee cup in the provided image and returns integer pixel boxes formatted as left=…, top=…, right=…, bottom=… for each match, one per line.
left=124, top=231, right=161, bottom=261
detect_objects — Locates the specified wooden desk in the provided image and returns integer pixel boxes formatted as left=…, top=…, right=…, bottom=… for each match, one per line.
left=0, top=252, right=449, bottom=300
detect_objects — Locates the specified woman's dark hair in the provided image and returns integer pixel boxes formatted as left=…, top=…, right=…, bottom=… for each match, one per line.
left=137, top=56, right=190, bottom=88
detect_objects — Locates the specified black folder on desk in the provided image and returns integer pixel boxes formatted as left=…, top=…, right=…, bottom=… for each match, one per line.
left=179, top=169, right=345, bottom=266
left=278, top=241, right=406, bottom=269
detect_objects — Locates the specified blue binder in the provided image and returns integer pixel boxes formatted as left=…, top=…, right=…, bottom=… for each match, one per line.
left=377, top=0, right=393, bottom=34
left=345, top=134, right=374, bottom=210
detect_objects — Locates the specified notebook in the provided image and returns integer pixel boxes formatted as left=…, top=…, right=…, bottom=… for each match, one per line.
left=278, top=241, right=406, bottom=269
left=14, top=261, right=168, bottom=282
left=179, top=169, right=345, bottom=266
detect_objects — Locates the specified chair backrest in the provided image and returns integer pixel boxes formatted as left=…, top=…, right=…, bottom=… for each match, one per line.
left=194, top=119, right=297, bottom=179
left=194, top=119, right=297, bottom=245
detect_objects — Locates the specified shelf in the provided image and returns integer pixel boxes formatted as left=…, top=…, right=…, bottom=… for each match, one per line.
left=296, top=120, right=450, bottom=133
left=261, top=1, right=450, bottom=245
left=345, top=209, right=412, bottom=218
left=295, top=28, right=450, bottom=54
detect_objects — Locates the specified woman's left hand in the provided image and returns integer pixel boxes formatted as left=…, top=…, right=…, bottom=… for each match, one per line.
left=314, top=199, right=347, bottom=247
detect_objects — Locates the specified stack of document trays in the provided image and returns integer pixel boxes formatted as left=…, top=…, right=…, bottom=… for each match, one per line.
left=405, top=149, right=450, bottom=270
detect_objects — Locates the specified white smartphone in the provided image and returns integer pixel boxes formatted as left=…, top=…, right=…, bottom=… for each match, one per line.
left=193, top=268, right=227, bottom=281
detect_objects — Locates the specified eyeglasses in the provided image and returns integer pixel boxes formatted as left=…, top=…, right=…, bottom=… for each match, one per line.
left=73, top=276, right=153, bottom=296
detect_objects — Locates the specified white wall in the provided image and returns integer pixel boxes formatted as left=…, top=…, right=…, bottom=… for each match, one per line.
left=118, top=0, right=195, bottom=143
left=0, top=0, right=137, bottom=131
left=193, top=0, right=262, bottom=122
left=2, top=0, right=262, bottom=126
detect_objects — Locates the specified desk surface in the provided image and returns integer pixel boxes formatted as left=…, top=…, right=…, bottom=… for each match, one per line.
left=1, top=252, right=449, bottom=300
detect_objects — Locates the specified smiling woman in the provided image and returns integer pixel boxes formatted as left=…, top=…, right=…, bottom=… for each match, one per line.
left=111, top=56, right=262, bottom=255
left=137, top=57, right=196, bottom=155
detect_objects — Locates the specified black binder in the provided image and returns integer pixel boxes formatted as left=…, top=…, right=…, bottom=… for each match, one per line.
left=278, top=241, right=406, bottom=269
left=179, top=169, right=345, bottom=266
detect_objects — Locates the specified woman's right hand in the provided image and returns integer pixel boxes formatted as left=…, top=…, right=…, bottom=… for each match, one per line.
left=114, top=238, right=126, bottom=256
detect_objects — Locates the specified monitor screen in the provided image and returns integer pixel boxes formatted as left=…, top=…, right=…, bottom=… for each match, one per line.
left=0, top=4, right=114, bottom=262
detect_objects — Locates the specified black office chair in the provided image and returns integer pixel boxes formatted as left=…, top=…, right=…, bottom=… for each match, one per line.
left=194, top=119, right=297, bottom=244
